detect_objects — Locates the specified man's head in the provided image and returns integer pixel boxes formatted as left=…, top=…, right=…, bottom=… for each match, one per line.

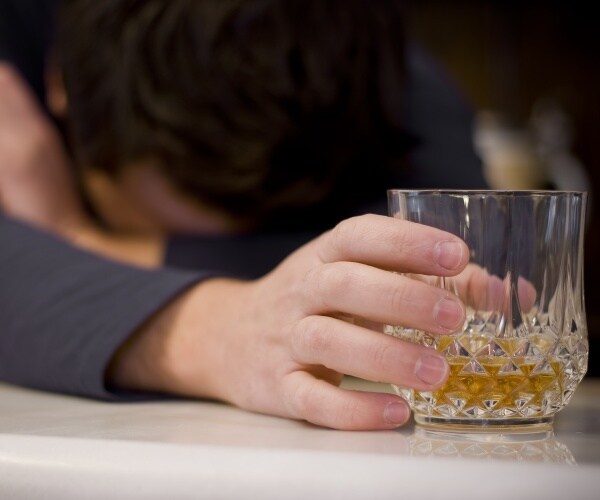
left=55, top=0, right=411, bottom=231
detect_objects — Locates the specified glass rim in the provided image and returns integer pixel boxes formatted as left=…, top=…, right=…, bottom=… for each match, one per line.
left=387, top=189, right=587, bottom=197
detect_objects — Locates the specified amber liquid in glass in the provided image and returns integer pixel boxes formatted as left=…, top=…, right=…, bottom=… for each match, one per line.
left=385, top=325, right=588, bottom=430
left=432, top=357, right=562, bottom=412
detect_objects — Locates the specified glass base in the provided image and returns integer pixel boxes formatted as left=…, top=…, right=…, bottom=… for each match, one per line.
left=414, top=415, right=554, bottom=433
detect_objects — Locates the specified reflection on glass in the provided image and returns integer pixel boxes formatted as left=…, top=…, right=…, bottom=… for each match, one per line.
left=408, top=428, right=576, bottom=464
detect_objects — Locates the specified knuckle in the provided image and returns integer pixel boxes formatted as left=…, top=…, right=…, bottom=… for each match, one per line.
left=284, top=380, right=314, bottom=419
left=303, top=262, right=354, bottom=311
left=321, top=262, right=354, bottom=294
left=328, top=403, right=355, bottom=430
left=336, top=405, right=367, bottom=431
left=327, top=394, right=370, bottom=431
left=391, top=222, right=439, bottom=268
left=288, top=384, right=353, bottom=430
left=325, top=216, right=364, bottom=259
left=290, top=316, right=331, bottom=360
left=299, top=267, right=323, bottom=307
left=390, top=222, right=420, bottom=255
left=372, top=341, right=395, bottom=373
left=282, top=376, right=371, bottom=430
left=389, top=280, right=413, bottom=311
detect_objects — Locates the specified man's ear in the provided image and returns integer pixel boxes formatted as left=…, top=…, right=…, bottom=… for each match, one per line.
left=45, top=61, right=68, bottom=118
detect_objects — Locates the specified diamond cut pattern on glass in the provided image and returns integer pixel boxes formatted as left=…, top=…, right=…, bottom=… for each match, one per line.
left=386, top=315, right=588, bottom=421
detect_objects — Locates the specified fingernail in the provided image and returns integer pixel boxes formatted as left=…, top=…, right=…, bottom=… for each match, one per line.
left=434, top=296, right=464, bottom=331
left=435, top=241, right=464, bottom=270
left=415, top=355, right=448, bottom=386
left=383, top=401, right=410, bottom=426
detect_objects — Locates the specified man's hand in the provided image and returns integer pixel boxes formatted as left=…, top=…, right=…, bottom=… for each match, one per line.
left=0, top=63, right=86, bottom=234
left=0, top=63, right=163, bottom=267
left=108, top=214, right=470, bottom=430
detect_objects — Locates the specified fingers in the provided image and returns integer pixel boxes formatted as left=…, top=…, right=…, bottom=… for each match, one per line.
left=290, top=315, right=449, bottom=390
left=282, top=371, right=410, bottom=430
left=517, top=277, right=537, bottom=313
left=452, top=264, right=538, bottom=313
left=302, top=262, right=465, bottom=335
left=452, top=264, right=504, bottom=310
left=317, top=214, right=469, bottom=276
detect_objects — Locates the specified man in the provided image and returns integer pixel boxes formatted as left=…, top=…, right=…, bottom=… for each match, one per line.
left=0, top=0, right=486, bottom=430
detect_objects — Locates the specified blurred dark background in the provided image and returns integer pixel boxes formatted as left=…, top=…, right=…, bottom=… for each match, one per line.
left=405, top=1, right=600, bottom=376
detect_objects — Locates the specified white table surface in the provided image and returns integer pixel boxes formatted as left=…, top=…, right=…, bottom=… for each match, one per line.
left=1, top=376, right=600, bottom=499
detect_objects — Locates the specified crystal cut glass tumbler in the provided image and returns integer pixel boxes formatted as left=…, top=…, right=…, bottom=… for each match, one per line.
left=385, top=190, right=588, bottom=431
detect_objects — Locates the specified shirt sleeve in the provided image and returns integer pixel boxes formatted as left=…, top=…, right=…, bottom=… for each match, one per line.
left=0, top=216, right=207, bottom=400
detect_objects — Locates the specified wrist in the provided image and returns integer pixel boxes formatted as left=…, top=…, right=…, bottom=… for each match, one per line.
left=106, top=278, right=252, bottom=401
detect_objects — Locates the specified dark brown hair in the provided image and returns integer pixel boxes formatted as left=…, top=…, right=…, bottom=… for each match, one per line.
left=57, top=0, right=412, bottom=229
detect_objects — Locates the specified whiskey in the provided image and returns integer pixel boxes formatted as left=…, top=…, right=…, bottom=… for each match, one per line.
left=384, top=325, right=588, bottom=426
left=423, top=357, right=562, bottom=414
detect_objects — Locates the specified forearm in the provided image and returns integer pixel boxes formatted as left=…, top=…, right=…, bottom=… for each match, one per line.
left=0, top=216, right=205, bottom=399
left=106, top=278, right=250, bottom=401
